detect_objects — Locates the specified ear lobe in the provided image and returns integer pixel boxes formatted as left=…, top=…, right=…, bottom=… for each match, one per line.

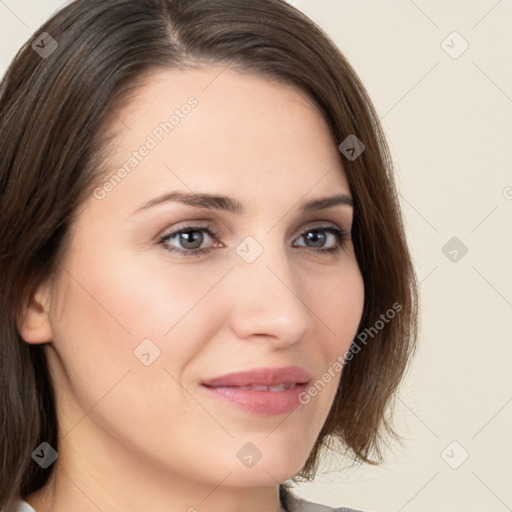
left=18, top=286, right=53, bottom=344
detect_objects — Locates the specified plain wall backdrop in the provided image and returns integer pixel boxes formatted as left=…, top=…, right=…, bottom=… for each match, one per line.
left=1, top=1, right=511, bottom=511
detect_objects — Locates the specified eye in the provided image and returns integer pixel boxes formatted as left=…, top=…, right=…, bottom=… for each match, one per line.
left=293, top=226, right=350, bottom=255
left=158, top=224, right=350, bottom=257
left=159, top=224, right=218, bottom=257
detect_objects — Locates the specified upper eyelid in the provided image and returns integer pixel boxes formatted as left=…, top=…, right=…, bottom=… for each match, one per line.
left=159, top=219, right=349, bottom=234
left=158, top=223, right=217, bottom=240
left=159, top=221, right=350, bottom=245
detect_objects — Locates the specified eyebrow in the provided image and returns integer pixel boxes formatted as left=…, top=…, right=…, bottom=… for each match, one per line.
left=132, top=191, right=353, bottom=215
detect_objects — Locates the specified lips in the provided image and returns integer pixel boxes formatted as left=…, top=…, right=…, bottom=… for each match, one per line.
left=201, top=366, right=311, bottom=388
left=200, top=366, right=311, bottom=416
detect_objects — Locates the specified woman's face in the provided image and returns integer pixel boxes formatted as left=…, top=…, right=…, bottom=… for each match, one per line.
left=32, top=66, right=364, bottom=498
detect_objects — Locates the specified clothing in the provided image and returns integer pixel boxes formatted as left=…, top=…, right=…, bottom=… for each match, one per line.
left=281, top=485, right=364, bottom=512
left=14, top=500, right=36, bottom=512
left=15, top=487, right=364, bottom=512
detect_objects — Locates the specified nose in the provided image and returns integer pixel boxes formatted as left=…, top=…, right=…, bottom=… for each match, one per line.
left=227, top=242, right=316, bottom=347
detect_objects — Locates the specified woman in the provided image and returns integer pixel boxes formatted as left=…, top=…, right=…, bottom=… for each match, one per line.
left=0, top=0, right=418, bottom=511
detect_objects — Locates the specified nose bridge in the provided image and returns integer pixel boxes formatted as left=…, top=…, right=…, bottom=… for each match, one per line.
left=228, top=233, right=315, bottom=342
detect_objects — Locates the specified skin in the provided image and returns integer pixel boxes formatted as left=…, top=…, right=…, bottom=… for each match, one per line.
left=20, top=65, right=365, bottom=512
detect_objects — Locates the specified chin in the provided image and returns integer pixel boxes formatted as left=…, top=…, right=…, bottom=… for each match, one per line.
left=216, top=449, right=308, bottom=488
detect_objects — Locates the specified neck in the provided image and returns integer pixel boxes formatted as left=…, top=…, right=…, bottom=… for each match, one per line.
left=25, top=456, right=287, bottom=512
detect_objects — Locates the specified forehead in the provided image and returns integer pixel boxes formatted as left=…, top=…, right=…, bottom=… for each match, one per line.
left=93, top=65, right=350, bottom=212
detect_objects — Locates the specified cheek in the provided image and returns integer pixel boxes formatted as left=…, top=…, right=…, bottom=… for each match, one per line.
left=47, top=255, right=221, bottom=452
left=337, top=271, right=365, bottom=346
left=60, top=235, right=221, bottom=336
left=50, top=244, right=233, bottom=395
left=306, top=259, right=365, bottom=350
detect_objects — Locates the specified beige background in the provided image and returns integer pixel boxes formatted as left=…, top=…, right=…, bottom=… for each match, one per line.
left=1, top=1, right=511, bottom=511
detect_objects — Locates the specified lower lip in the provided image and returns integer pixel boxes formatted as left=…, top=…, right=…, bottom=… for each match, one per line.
left=200, top=383, right=308, bottom=416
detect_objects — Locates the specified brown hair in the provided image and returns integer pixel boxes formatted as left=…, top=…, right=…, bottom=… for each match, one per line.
left=0, top=0, right=418, bottom=509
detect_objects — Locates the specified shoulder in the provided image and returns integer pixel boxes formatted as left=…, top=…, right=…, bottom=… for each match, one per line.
left=280, top=485, right=367, bottom=512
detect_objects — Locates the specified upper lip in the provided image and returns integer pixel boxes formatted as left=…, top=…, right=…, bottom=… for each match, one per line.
left=201, top=366, right=311, bottom=387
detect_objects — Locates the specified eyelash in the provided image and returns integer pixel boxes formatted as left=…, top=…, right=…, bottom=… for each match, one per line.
left=158, top=224, right=350, bottom=258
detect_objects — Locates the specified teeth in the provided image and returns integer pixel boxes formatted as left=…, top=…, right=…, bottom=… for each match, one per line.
left=269, top=384, right=287, bottom=391
left=234, top=383, right=296, bottom=391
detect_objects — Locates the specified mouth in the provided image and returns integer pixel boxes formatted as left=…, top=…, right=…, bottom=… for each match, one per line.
left=199, top=367, right=311, bottom=416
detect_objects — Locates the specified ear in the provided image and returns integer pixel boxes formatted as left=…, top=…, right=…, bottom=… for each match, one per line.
left=18, top=284, right=53, bottom=344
